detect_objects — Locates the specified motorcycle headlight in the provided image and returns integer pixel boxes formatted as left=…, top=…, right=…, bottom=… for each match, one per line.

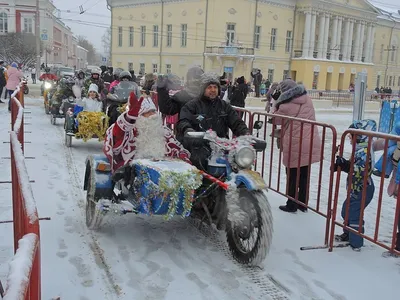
left=235, top=146, right=256, bottom=168
left=44, top=82, right=52, bottom=89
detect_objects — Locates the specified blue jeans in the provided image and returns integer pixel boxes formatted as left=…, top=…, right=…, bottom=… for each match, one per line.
left=341, top=181, right=375, bottom=248
left=8, top=90, right=14, bottom=111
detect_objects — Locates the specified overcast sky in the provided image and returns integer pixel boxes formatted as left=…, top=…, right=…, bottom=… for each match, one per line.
left=52, top=0, right=111, bottom=54
left=50, top=0, right=399, bottom=54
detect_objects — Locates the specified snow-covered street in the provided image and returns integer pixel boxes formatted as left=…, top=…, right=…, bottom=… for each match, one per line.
left=1, top=97, right=399, bottom=300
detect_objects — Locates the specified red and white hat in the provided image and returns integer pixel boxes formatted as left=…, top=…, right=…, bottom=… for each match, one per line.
left=138, top=96, right=157, bottom=116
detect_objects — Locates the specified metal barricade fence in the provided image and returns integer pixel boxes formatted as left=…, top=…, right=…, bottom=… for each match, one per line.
left=329, top=129, right=400, bottom=255
left=2, top=85, right=42, bottom=299
left=250, top=111, right=338, bottom=246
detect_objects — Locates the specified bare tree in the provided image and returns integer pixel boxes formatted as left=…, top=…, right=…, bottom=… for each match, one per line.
left=77, top=35, right=98, bottom=65
left=102, top=27, right=111, bottom=58
left=0, top=33, right=42, bottom=66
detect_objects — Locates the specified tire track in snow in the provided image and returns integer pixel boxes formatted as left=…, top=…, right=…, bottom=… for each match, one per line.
left=51, top=122, right=123, bottom=298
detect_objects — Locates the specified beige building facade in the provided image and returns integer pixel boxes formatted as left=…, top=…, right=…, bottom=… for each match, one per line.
left=108, top=0, right=400, bottom=91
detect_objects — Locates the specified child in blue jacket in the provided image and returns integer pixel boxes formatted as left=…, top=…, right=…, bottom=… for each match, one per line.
left=334, top=119, right=376, bottom=251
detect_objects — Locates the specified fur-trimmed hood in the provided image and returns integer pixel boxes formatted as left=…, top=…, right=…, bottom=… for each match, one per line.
left=275, top=84, right=307, bottom=109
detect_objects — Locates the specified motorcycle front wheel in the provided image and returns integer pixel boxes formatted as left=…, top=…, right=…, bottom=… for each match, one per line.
left=225, top=189, right=273, bottom=266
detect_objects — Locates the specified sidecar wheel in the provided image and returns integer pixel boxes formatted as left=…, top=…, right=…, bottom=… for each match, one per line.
left=45, top=104, right=49, bottom=115
left=65, top=132, right=72, bottom=147
left=86, top=171, right=104, bottom=230
left=225, top=189, right=273, bottom=266
left=51, top=115, right=56, bottom=125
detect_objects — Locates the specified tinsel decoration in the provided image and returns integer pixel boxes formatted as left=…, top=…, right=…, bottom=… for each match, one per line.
left=133, top=160, right=203, bottom=220
left=117, top=103, right=128, bottom=113
left=75, top=112, right=109, bottom=142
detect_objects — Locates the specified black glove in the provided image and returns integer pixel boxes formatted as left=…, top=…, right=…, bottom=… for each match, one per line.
left=267, top=117, right=273, bottom=124
left=334, top=156, right=351, bottom=173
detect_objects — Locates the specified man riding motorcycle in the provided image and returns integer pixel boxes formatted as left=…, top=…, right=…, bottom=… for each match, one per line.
left=83, top=69, right=105, bottom=96
left=177, top=72, right=249, bottom=169
left=39, top=67, right=58, bottom=95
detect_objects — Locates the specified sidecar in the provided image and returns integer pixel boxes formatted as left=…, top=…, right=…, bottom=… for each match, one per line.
left=83, top=155, right=203, bottom=229
left=50, top=97, right=75, bottom=125
left=64, top=106, right=108, bottom=147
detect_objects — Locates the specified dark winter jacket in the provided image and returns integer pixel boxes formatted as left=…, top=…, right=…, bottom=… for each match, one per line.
left=157, top=88, right=192, bottom=116
left=177, top=96, right=249, bottom=141
left=0, top=68, right=6, bottom=86
left=230, top=83, right=248, bottom=107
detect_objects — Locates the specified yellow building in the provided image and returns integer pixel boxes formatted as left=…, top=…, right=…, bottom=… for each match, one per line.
left=108, top=0, right=400, bottom=91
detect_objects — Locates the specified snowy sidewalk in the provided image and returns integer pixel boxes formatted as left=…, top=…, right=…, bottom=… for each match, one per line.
left=0, top=98, right=398, bottom=300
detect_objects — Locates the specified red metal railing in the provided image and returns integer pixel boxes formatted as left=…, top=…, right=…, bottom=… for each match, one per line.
left=249, top=111, right=337, bottom=246
left=2, top=84, right=41, bottom=299
left=329, top=129, right=400, bottom=255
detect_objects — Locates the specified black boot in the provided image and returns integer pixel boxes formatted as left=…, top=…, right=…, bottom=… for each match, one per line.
left=279, top=205, right=297, bottom=213
left=335, top=232, right=349, bottom=242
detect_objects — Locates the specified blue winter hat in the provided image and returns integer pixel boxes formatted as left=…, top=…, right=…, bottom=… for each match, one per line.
left=11, top=62, right=18, bottom=68
left=349, top=119, right=377, bottom=143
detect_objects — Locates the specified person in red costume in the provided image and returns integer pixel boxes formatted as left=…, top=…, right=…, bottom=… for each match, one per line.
left=39, top=68, right=59, bottom=81
left=103, top=91, right=191, bottom=173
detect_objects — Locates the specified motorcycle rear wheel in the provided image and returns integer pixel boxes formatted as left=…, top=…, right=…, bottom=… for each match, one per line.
left=86, top=170, right=104, bottom=230
left=225, top=189, right=273, bottom=266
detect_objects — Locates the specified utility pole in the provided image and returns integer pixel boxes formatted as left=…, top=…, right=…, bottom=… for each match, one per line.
left=35, top=0, right=41, bottom=76
left=383, top=13, right=396, bottom=87
left=251, top=0, right=259, bottom=71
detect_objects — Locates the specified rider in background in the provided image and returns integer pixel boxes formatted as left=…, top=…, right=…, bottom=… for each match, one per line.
left=74, top=70, right=86, bottom=89
left=83, top=69, right=105, bottom=96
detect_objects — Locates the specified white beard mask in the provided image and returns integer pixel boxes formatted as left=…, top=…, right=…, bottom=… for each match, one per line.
left=134, top=113, right=166, bottom=159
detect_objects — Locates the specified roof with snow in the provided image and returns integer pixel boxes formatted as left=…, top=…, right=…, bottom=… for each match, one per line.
left=368, top=1, right=400, bottom=21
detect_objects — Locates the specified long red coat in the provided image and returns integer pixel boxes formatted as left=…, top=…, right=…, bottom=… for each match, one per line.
left=103, top=112, right=190, bottom=172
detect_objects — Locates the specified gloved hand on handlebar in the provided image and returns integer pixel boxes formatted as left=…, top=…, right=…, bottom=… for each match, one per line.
left=127, top=91, right=143, bottom=119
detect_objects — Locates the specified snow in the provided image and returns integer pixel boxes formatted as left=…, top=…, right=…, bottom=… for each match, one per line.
left=0, top=98, right=399, bottom=299
left=3, top=233, right=38, bottom=300
left=133, top=158, right=197, bottom=172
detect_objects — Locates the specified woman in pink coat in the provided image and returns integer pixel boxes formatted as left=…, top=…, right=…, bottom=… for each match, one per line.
left=272, top=79, right=322, bottom=213
left=6, top=62, right=23, bottom=112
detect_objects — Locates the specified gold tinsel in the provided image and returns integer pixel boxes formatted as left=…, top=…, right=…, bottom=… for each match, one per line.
left=117, top=103, right=128, bottom=113
left=75, top=112, right=109, bottom=142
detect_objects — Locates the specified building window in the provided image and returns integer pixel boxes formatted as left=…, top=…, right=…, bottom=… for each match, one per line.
left=376, top=75, right=381, bottom=88
left=166, top=64, right=171, bottom=74
left=181, top=24, right=187, bottom=47
left=380, top=44, right=384, bottom=62
left=270, top=28, right=277, bottom=51
left=166, top=24, right=172, bottom=47
left=129, top=26, right=134, bottom=47
left=226, top=23, right=235, bottom=46
left=0, top=12, right=8, bottom=33
left=152, top=64, right=158, bottom=73
left=398, top=76, right=400, bottom=86
left=128, top=62, right=133, bottom=71
left=24, top=18, right=33, bottom=33
left=389, top=76, right=392, bottom=86
left=153, top=25, right=159, bottom=47
left=254, top=26, right=261, bottom=49
left=141, top=26, right=146, bottom=47
left=140, top=63, right=145, bottom=74
left=285, top=31, right=292, bottom=53
left=118, top=26, right=123, bottom=47
left=391, top=45, right=396, bottom=62
left=283, top=70, right=289, bottom=80
left=267, top=69, right=274, bottom=82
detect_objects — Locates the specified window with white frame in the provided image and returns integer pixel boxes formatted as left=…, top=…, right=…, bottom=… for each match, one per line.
left=380, top=44, right=384, bottom=62
left=270, top=28, right=277, bottom=51
left=24, top=18, right=33, bottom=33
left=391, top=45, right=396, bottom=62
left=153, top=25, right=159, bottom=47
left=181, top=24, right=187, bottom=47
left=166, top=64, right=171, bottom=74
left=0, top=12, right=8, bottom=33
left=128, top=62, right=133, bottom=71
left=254, top=26, right=261, bottom=49
left=267, top=69, right=274, bottom=82
left=141, top=26, right=146, bottom=47
left=152, top=64, right=158, bottom=73
left=166, top=24, right=172, bottom=47
left=118, top=26, right=123, bottom=47
left=389, top=76, right=392, bottom=86
left=398, top=76, right=400, bottom=86
left=285, top=31, right=292, bottom=53
left=140, top=63, right=145, bottom=74
left=226, top=23, right=235, bottom=46
left=129, top=26, right=134, bottom=47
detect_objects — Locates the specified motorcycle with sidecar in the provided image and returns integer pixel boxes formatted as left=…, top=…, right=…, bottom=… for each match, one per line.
left=83, top=124, right=273, bottom=266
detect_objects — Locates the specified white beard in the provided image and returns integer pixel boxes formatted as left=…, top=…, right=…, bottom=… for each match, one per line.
left=134, top=114, right=166, bottom=159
